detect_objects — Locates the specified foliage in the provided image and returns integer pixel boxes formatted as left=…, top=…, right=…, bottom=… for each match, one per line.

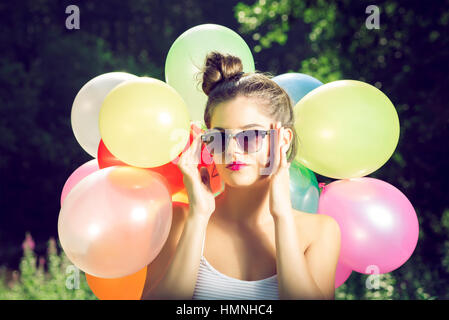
left=0, top=233, right=97, bottom=300
left=1, top=232, right=444, bottom=300
left=0, top=0, right=244, bottom=270
left=235, top=0, right=449, bottom=299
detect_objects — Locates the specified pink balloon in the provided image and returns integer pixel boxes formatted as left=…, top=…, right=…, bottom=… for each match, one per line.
left=60, top=159, right=100, bottom=207
left=318, top=177, right=419, bottom=274
left=335, top=260, right=352, bottom=289
left=58, top=166, right=172, bottom=278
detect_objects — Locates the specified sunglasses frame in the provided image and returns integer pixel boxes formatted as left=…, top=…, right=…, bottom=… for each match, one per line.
left=201, top=128, right=273, bottom=155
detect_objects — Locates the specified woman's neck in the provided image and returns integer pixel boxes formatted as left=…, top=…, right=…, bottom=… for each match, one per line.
left=212, top=179, right=273, bottom=228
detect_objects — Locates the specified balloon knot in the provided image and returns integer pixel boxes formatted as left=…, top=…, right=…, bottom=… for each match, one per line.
left=318, top=182, right=326, bottom=192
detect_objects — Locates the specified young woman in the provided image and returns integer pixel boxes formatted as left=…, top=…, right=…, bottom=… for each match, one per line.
left=141, top=51, right=341, bottom=300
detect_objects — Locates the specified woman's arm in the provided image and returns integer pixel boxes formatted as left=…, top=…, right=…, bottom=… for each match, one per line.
left=304, top=215, right=341, bottom=299
left=274, top=212, right=340, bottom=300
left=141, top=210, right=209, bottom=300
left=268, top=123, right=341, bottom=299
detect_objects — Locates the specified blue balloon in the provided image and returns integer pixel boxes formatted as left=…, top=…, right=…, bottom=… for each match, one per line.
left=289, top=160, right=320, bottom=213
left=272, top=73, right=323, bottom=106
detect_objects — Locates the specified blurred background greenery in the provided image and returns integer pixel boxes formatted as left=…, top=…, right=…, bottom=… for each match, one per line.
left=0, top=0, right=447, bottom=299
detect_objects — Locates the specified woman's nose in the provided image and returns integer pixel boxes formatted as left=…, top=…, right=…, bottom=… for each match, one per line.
left=224, top=136, right=242, bottom=159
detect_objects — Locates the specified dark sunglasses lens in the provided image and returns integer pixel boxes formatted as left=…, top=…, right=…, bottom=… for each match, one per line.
left=236, top=130, right=263, bottom=153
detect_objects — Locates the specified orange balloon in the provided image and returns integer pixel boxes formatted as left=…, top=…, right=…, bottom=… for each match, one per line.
left=85, top=266, right=147, bottom=300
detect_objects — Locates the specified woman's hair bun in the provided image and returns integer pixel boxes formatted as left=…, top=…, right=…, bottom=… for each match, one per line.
left=201, top=51, right=244, bottom=96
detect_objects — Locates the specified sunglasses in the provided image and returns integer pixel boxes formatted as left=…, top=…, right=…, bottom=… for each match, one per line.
left=201, top=129, right=272, bottom=155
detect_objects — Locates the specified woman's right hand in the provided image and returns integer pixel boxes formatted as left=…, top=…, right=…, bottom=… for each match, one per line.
left=177, top=132, right=216, bottom=220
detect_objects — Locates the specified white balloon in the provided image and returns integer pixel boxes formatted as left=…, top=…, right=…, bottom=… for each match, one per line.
left=71, top=72, right=138, bottom=157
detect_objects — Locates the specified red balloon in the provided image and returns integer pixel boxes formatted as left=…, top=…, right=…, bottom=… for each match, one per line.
left=97, top=139, right=127, bottom=168
left=98, top=139, right=182, bottom=194
left=171, top=121, right=212, bottom=168
left=97, top=122, right=217, bottom=195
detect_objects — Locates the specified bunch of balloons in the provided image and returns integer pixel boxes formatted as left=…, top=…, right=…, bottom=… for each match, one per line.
left=60, top=22, right=419, bottom=299
left=279, top=76, right=419, bottom=287
left=59, top=23, right=256, bottom=299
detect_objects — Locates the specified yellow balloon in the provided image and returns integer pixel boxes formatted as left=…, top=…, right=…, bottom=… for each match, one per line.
left=99, top=77, right=191, bottom=168
left=294, top=80, right=400, bottom=179
left=171, top=189, right=189, bottom=204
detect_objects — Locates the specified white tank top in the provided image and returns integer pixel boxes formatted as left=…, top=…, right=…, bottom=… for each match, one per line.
left=192, top=229, right=280, bottom=300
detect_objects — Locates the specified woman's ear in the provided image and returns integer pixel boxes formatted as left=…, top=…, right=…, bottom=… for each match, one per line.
left=282, top=127, right=293, bottom=150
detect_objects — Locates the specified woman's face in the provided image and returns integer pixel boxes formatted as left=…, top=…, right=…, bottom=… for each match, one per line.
left=208, top=96, right=291, bottom=188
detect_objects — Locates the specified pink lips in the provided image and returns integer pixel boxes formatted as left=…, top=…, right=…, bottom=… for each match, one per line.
left=227, top=161, right=247, bottom=171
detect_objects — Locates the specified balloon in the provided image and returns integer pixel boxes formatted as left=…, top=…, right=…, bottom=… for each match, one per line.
left=71, top=72, right=138, bottom=158
left=146, top=162, right=185, bottom=195
left=171, top=121, right=224, bottom=202
left=165, top=24, right=255, bottom=126
left=97, top=138, right=126, bottom=168
left=97, top=121, right=216, bottom=195
left=97, top=138, right=182, bottom=195
left=289, top=160, right=320, bottom=213
left=318, top=177, right=419, bottom=274
left=85, top=266, right=147, bottom=300
left=58, top=166, right=172, bottom=278
left=172, top=189, right=189, bottom=204
left=170, top=121, right=209, bottom=168
left=171, top=121, right=225, bottom=204
left=335, top=260, right=352, bottom=289
left=99, top=77, right=191, bottom=168
left=293, top=80, right=400, bottom=179
left=172, top=161, right=225, bottom=204
left=272, top=73, right=323, bottom=106
left=60, top=159, right=100, bottom=207
left=170, top=157, right=225, bottom=204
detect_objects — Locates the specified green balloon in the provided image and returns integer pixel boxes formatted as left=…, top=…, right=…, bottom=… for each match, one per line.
left=289, top=160, right=320, bottom=213
left=165, top=24, right=255, bottom=126
left=293, top=80, right=400, bottom=179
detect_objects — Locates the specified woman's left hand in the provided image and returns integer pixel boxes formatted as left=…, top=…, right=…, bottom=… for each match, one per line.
left=268, top=122, right=293, bottom=220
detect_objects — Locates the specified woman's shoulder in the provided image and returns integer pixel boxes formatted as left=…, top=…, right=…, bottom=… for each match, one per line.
left=292, top=208, right=323, bottom=225
left=293, top=209, right=337, bottom=227
left=292, top=209, right=339, bottom=250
